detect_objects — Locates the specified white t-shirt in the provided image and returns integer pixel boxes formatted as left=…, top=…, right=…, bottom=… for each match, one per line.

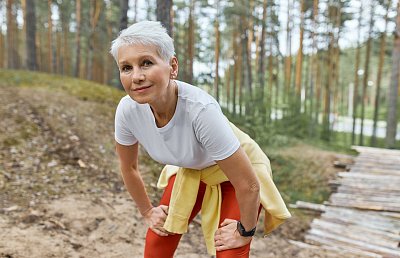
left=114, top=80, right=240, bottom=170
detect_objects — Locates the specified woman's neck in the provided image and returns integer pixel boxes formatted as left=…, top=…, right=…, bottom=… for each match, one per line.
left=150, top=80, right=178, bottom=128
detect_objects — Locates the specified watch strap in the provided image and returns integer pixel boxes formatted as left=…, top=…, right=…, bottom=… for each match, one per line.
left=237, top=221, right=256, bottom=237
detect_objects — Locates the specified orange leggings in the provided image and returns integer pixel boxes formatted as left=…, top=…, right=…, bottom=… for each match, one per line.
left=144, top=175, right=259, bottom=258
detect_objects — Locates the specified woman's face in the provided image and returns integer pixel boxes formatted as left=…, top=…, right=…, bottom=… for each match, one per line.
left=117, top=44, right=176, bottom=105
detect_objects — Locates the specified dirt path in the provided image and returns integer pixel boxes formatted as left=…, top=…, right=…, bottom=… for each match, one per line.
left=0, top=86, right=342, bottom=258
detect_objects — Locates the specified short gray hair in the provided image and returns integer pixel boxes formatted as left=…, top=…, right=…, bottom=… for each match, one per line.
left=110, top=21, right=175, bottom=62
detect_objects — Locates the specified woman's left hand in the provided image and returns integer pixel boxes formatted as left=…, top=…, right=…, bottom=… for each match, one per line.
left=214, top=219, right=252, bottom=251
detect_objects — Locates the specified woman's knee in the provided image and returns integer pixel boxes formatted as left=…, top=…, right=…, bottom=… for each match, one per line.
left=144, top=229, right=182, bottom=258
left=216, top=243, right=251, bottom=258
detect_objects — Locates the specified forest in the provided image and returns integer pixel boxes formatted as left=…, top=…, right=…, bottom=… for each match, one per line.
left=0, top=0, right=399, bottom=149
left=1, top=1, right=400, bottom=257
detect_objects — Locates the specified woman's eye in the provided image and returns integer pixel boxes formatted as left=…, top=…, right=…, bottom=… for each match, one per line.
left=121, top=65, right=132, bottom=72
left=142, top=60, right=153, bottom=67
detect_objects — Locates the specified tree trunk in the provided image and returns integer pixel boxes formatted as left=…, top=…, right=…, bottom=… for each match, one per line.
left=87, top=0, right=102, bottom=81
left=21, top=0, right=27, bottom=69
left=48, top=0, right=53, bottom=73
left=359, top=3, right=374, bottom=146
left=36, top=28, right=42, bottom=71
left=284, top=0, right=293, bottom=106
left=371, top=0, right=392, bottom=146
left=25, top=0, right=37, bottom=71
left=314, top=53, right=322, bottom=128
left=133, top=0, right=138, bottom=23
left=106, top=21, right=114, bottom=84
left=258, top=0, right=268, bottom=122
left=56, top=30, right=61, bottom=74
left=62, top=16, right=70, bottom=75
left=386, top=0, right=400, bottom=148
left=214, top=0, right=220, bottom=102
left=226, top=66, right=231, bottom=112
left=295, top=0, right=305, bottom=106
left=187, top=0, right=194, bottom=84
left=119, top=0, right=129, bottom=31
left=331, top=4, right=342, bottom=133
left=74, top=0, right=81, bottom=78
left=0, top=32, right=4, bottom=68
left=268, top=38, right=273, bottom=122
left=156, top=0, right=173, bottom=36
left=351, top=2, right=363, bottom=145
left=6, top=0, right=18, bottom=69
left=274, top=54, right=280, bottom=121
left=232, top=30, right=238, bottom=116
left=303, top=55, right=310, bottom=115
left=239, top=25, right=244, bottom=117
left=246, top=0, right=254, bottom=104
left=322, top=32, right=334, bottom=141
left=310, top=0, right=319, bottom=136
left=13, top=0, right=20, bottom=69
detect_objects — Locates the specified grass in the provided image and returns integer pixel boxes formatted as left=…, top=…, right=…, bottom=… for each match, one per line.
left=0, top=69, right=125, bottom=105
left=267, top=146, right=339, bottom=204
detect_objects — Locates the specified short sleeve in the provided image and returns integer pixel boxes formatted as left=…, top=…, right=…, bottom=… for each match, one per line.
left=114, top=101, right=138, bottom=146
left=194, top=103, right=240, bottom=161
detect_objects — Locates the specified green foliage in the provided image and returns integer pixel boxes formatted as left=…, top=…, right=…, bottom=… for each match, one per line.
left=267, top=152, right=332, bottom=204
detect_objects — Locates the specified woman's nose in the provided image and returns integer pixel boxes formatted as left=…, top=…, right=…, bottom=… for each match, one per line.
left=131, top=68, right=145, bottom=83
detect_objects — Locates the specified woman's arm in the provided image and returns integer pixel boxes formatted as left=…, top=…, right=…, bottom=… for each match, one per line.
left=214, top=146, right=260, bottom=251
left=216, top=146, right=260, bottom=229
left=115, top=142, right=170, bottom=236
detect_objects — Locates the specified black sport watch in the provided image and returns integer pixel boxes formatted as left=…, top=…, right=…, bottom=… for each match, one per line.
left=237, top=221, right=256, bottom=237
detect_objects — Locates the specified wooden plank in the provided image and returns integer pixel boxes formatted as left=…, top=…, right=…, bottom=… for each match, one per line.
left=350, top=169, right=400, bottom=176
left=328, top=199, right=400, bottom=212
left=381, top=211, right=400, bottom=219
left=323, top=208, right=400, bottom=230
left=330, top=192, right=400, bottom=204
left=337, top=177, right=400, bottom=184
left=322, top=205, right=400, bottom=226
left=305, top=235, right=383, bottom=258
left=311, top=219, right=400, bottom=248
left=336, top=183, right=400, bottom=191
left=294, top=201, right=326, bottom=212
left=338, top=187, right=400, bottom=198
left=337, top=172, right=400, bottom=181
left=352, top=146, right=400, bottom=155
left=353, top=157, right=400, bottom=164
left=307, top=228, right=400, bottom=256
left=354, top=157, right=400, bottom=164
left=289, top=239, right=382, bottom=258
left=319, top=206, right=400, bottom=234
left=321, top=216, right=400, bottom=241
left=337, top=182, right=400, bottom=192
left=354, top=159, right=400, bottom=166
left=351, top=165, right=400, bottom=173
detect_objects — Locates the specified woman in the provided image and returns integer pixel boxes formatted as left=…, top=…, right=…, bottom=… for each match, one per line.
left=110, top=21, right=291, bottom=258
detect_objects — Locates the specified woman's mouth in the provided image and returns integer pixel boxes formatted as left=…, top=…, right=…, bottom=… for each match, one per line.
left=133, top=85, right=152, bottom=92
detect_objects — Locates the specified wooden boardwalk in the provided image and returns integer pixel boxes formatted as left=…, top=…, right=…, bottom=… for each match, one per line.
left=294, top=146, right=400, bottom=257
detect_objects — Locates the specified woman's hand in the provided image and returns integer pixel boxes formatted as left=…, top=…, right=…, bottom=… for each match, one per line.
left=143, top=205, right=173, bottom=236
left=214, top=219, right=252, bottom=251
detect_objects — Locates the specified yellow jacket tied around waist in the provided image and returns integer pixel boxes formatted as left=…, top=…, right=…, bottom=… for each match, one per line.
left=157, top=123, right=291, bottom=255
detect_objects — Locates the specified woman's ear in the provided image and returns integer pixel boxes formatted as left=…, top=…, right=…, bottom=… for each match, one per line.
left=170, top=57, right=179, bottom=79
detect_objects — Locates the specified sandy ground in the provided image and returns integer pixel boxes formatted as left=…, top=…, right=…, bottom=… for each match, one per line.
left=0, top=86, right=347, bottom=258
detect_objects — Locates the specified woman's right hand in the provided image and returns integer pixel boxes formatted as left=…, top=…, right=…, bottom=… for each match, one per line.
left=143, top=205, right=172, bottom=236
